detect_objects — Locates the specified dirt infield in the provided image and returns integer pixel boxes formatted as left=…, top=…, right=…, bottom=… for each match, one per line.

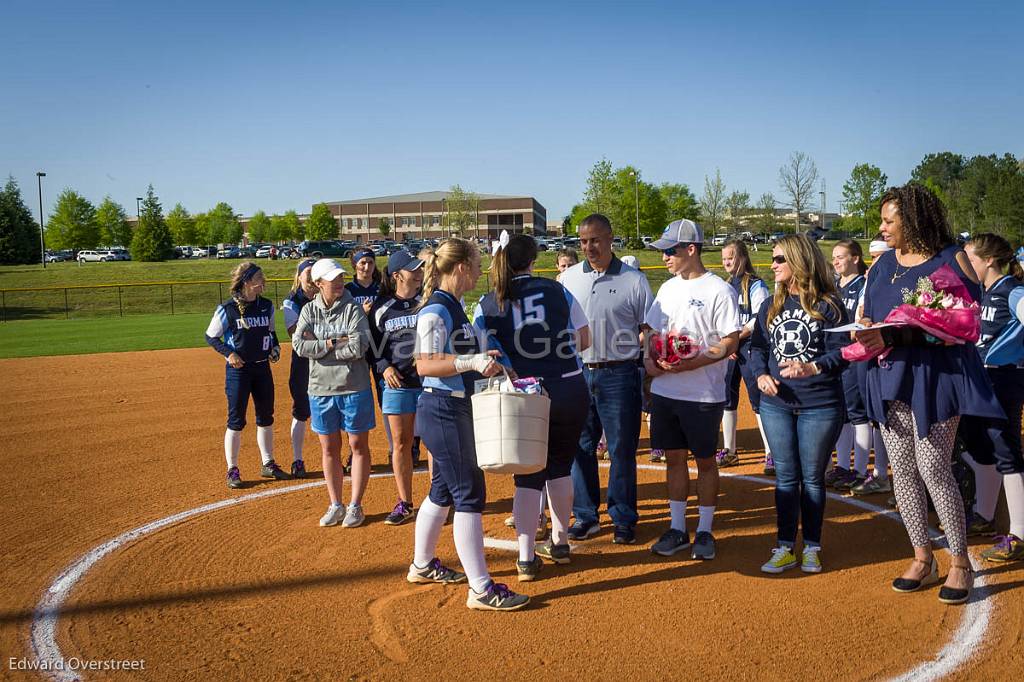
left=2, top=348, right=1022, bottom=680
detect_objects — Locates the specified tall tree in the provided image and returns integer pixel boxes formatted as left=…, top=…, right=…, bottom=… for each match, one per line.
left=282, top=210, right=303, bottom=242
left=658, top=182, right=700, bottom=222
left=0, top=177, right=42, bottom=265
left=725, top=190, right=750, bottom=228
left=306, top=203, right=338, bottom=240
left=755, top=193, right=779, bottom=237
left=778, top=151, right=819, bottom=231
left=207, top=202, right=242, bottom=244
left=193, top=212, right=211, bottom=245
left=95, top=197, right=132, bottom=247
left=611, top=167, right=667, bottom=239
left=248, top=210, right=271, bottom=243
left=165, top=203, right=197, bottom=246
left=130, top=184, right=173, bottom=261
left=446, top=185, right=479, bottom=236
left=378, top=217, right=392, bottom=239
left=842, top=163, right=888, bottom=238
left=583, top=158, right=617, bottom=218
left=699, top=169, right=728, bottom=236
left=45, top=189, right=99, bottom=251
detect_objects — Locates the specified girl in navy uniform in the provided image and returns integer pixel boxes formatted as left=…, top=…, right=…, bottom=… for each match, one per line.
left=407, top=238, right=530, bottom=611
left=474, top=232, right=592, bottom=578
left=346, top=248, right=382, bottom=314
left=855, top=183, right=1004, bottom=604
left=827, top=240, right=875, bottom=491
left=962, top=234, right=1024, bottom=563
left=369, top=250, right=425, bottom=526
left=282, top=258, right=318, bottom=478
left=205, top=261, right=285, bottom=489
left=718, top=239, right=772, bottom=472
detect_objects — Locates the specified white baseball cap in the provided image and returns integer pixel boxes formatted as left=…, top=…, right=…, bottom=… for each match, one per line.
left=310, top=258, right=346, bottom=282
left=650, top=219, right=704, bottom=249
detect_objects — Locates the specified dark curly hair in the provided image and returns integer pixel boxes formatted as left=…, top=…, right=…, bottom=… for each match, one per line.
left=879, top=182, right=953, bottom=255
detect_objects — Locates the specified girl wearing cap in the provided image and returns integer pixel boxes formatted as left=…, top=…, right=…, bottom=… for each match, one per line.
left=292, top=258, right=376, bottom=528
left=474, top=232, right=591, bottom=579
left=368, top=250, right=425, bottom=526
left=346, top=247, right=382, bottom=314
left=282, top=258, right=319, bottom=477
left=407, top=237, right=530, bottom=611
left=204, top=261, right=284, bottom=489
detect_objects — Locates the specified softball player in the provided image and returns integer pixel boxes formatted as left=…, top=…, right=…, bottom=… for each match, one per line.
left=408, top=238, right=529, bottom=611
left=282, top=258, right=319, bottom=477
left=204, top=261, right=285, bottom=489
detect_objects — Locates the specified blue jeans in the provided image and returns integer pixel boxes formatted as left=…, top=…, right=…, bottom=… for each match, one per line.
left=572, top=363, right=642, bottom=528
left=759, top=400, right=844, bottom=546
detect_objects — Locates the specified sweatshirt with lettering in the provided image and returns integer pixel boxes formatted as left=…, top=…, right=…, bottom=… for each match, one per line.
left=291, top=290, right=372, bottom=396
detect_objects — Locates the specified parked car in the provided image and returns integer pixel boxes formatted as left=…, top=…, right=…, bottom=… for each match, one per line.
left=108, top=248, right=130, bottom=261
left=77, top=250, right=123, bottom=263
left=255, top=245, right=273, bottom=258
left=45, top=250, right=73, bottom=262
left=217, top=246, right=241, bottom=259
left=295, top=240, right=353, bottom=259
left=711, top=234, right=730, bottom=246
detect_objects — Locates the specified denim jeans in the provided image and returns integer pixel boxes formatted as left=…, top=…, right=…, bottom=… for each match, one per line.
left=759, top=400, right=844, bottom=546
left=572, top=363, right=642, bottom=528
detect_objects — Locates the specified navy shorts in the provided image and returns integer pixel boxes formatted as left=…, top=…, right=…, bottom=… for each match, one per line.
left=959, top=367, right=1024, bottom=474
left=515, top=374, right=590, bottom=491
left=416, top=390, right=486, bottom=512
left=841, top=366, right=868, bottom=425
left=650, top=393, right=724, bottom=459
left=288, top=352, right=310, bottom=421
left=225, top=362, right=274, bottom=431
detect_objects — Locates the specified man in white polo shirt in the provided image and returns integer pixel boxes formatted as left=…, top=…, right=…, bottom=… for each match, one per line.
left=560, top=213, right=654, bottom=545
left=644, top=219, right=740, bottom=560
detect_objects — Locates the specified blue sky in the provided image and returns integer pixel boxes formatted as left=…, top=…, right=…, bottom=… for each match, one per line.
left=2, top=0, right=1021, bottom=223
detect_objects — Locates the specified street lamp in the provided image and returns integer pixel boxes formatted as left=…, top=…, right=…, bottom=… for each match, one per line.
left=819, top=190, right=826, bottom=232
left=36, top=172, right=46, bottom=269
left=629, top=170, right=640, bottom=242
left=136, top=197, right=143, bottom=218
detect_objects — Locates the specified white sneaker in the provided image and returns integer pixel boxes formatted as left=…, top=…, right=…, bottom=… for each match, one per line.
left=319, top=504, right=346, bottom=527
left=342, top=504, right=366, bottom=528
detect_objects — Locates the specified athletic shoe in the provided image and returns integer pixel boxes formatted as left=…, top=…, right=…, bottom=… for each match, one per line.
left=692, top=531, right=716, bottom=560
left=612, top=525, right=636, bottom=545
left=384, top=500, right=415, bottom=526
left=761, top=546, right=798, bottom=574
left=966, top=513, right=998, bottom=538
left=504, top=514, right=549, bottom=540
left=851, top=474, right=891, bottom=496
left=407, top=557, right=467, bottom=584
left=466, top=582, right=530, bottom=611
left=567, top=520, right=600, bottom=541
left=651, top=529, right=691, bottom=557
left=763, top=455, right=775, bottom=476
left=260, top=460, right=291, bottom=480
left=649, top=449, right=666, bottom=463
left=516, top=556, right=543, bottom=582
left=536, top=540, right=571, bottom=565
left=801, top=546, right=823, bottom=573
left=226, top=466, right=243, bottom=489
left=715, top=449, right=739, bottom=467
left=342, top=504, right=365, bottom=528
left=980, top=534, right=1024, bottom=563
left=290, top=460, right=306, bottom=478
left=319, top=504, right=346, bottom=527
left=503, top=515, right=516, bottom=528
left=887, top=495, right=898, bottom=509
left=832, top=469, right=862, bottom=491
left=824, top=466, right=850, bottom=488
left=343, top=456, right=352, bottom=475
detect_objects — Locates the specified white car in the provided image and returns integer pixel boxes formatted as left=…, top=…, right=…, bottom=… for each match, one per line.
left=255, top=245, right=273, bottom=258
left=711, top=235, right=729, bottom=246
left=77, top=250, right=110, bottom=262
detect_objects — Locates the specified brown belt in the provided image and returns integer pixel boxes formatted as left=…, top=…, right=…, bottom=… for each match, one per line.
left=584, top=360, right=635, bottom=370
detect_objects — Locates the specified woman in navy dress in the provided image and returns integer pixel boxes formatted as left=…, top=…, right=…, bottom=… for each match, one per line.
left=855, top=183, right=1004, bottom=604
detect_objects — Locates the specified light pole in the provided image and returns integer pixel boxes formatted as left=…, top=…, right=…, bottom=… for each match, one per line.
left=36, top=172, right=46, bottom=269
left=629, top=170, right=640, bottom=242
left=135, top=197, right=143, bottom=218
left=819, top=189, right=826, bottom=232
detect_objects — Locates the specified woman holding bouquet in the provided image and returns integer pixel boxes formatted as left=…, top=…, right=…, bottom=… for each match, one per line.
left=855, top=183, right=1004, bottom=604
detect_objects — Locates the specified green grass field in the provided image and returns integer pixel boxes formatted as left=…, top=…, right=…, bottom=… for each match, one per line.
left=0, top=241, right=866, bottom=358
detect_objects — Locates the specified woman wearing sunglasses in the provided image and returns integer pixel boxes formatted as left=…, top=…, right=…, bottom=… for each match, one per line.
left=749, top=235, right=849, bottom=575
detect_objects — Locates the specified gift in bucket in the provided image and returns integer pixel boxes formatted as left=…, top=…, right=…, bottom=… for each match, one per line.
left=471, top=373, right=550, bottom=475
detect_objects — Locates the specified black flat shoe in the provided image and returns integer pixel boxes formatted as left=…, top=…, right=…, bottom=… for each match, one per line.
left=938, top=564, right=973, bottom=605
left=892, top=556, right=939, bottom=593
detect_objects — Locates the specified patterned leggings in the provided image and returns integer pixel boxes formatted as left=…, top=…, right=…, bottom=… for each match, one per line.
left=879, top=401, right=967, bottom=556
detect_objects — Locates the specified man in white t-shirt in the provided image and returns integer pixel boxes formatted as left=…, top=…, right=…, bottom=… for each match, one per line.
left=643, top=219, right=741, bottom=561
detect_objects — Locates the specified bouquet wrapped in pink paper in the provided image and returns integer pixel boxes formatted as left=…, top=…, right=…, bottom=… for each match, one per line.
left=842, top=264, right=980, bottom=362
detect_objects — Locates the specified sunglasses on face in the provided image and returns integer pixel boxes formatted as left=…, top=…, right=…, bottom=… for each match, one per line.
left=662, top=247, right=678, bottom=256
left=772, top=255, right=787, bottom=264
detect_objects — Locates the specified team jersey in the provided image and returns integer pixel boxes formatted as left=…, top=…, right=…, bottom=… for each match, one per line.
left=205, top=296, right=279, bottom=365
left=836, top=274, right=866, bottom=320
left=729, top=275, right=770, bottom=328
left=473, top=274, right=588, bottom=380
left=978, top=275, right=1024, bottom=367
left=415, top=289, right=485, bottom=395
left=345, top=279, right=380, bottom=307
left=369, top=293, right=422, bottom=387
left=282, top=288, right=313, bottom=331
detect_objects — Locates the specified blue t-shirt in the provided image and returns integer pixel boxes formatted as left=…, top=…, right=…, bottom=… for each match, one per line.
left=205, top=296, right=279, bottom=365
left=369, top=293, right=422, bottom=388
left=836, top=274, right=866, bottom=320
left=978, top=275, right=1024, bottom=367
left=415, top=289, right=485, bottom=395
left=345, top=280, right=380, bottom=307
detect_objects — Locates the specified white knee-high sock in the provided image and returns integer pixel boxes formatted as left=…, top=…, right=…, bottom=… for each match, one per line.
left=514, top=487, right=543, bottom=561
left=872, top=427, right=889, bottom=479
left=256, top=426, right=274, bottom=465
left=755, top=413, right=771, bottom=456
left=413, top=497, right=450, bottom=568
left=224, top=428, right=241, bottom=468
left=964, top=452, right=1001, bottom=521
left=852, top=423, right=873, bottom=476
left=835, top=424, right=854, bottom=470
left=546, top=476, right=574, bottom=546
left=453, top=512, right=491, bottom=593
left=1003, top=472, right=1024, bottom=539
left=722, top=410, right=737, bottom=454
left=539, top=488, right=548, bottom=519
left=290, top=418, right=305, bottom=463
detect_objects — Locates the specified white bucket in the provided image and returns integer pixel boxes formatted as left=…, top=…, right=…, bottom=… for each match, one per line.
left=471, top=378, right=550, bottom=475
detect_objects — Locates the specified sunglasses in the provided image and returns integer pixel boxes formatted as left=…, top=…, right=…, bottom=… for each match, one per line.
left=662, top=243, right=694, bottom=257
left=772, top=255, right=787, bottom=265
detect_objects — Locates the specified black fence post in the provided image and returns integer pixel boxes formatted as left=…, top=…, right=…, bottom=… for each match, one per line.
left=1, top=290, right=5, bottom=323
left=218, top=282, right=223, bottom=302
left=64, top=288, right=69, bottom=319
left=170, top=284, right=175, bottom=315
left=118, top=287, right=123, bottom=317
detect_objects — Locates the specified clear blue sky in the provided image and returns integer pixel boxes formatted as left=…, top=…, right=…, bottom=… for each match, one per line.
left=3, top=0, right=1021, bottom=224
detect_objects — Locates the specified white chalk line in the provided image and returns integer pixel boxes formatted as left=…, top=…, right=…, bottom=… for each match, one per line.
left=29, top=463, right=991, bottom=681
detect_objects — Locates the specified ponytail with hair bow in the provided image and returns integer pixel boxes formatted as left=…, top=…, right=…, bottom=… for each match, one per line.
left=491, top=229, right=510, bottom=256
